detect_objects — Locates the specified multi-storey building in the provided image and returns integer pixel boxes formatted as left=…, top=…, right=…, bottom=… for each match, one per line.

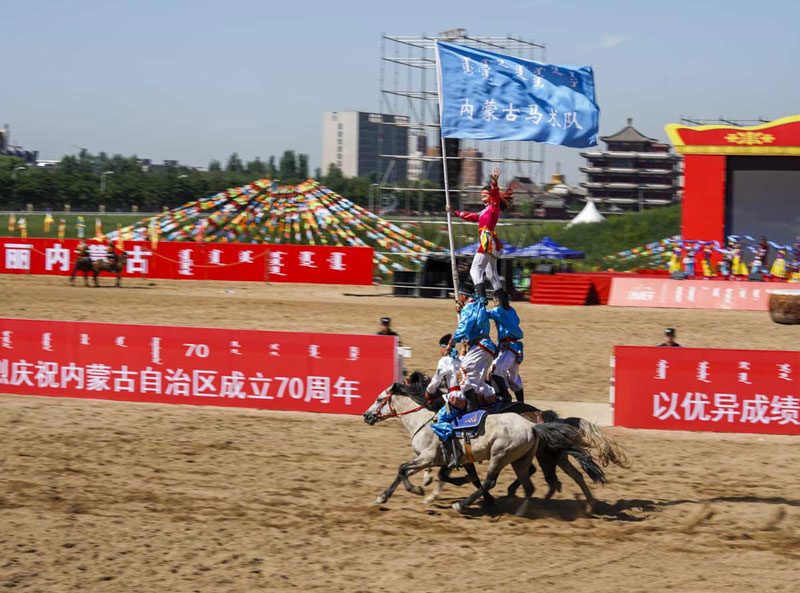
left=459, top=148, right=484, bottom=187
left=580, top=118, right=680, bottom=211
left=406, top=133, right=428, bottom=182
left=322, top=111, right=408, bottom=182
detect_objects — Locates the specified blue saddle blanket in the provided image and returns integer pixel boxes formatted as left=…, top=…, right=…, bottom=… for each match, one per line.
left=450, top=402, right=508, bottom=432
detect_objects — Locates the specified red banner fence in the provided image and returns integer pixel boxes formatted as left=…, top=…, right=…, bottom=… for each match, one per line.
left=608, top=277, right=771, bottom=311
left=0, top=318, right=397, bottom=414
left=614, top=345, right=800, bottom=435
left=0, top=238, right=374, bottom=285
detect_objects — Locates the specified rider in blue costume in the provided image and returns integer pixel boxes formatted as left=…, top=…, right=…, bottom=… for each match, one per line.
left=449, top=280, right=497, bottom=410
left=429, top=280, right=497, bottom=468
left=488, top=295, right=525, bottom=402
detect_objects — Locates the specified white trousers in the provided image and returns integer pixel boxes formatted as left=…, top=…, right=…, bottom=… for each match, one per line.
left=460, top=346, right=495, bottom=399
left=493, top=349, right=522, bottom=391
left=470, top=252, right=502, bottom=290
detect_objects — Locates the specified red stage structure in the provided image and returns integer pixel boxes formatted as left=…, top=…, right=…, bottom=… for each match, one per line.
left=666, top=115, right=800, bottom=246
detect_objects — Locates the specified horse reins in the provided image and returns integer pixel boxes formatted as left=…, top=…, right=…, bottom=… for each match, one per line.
left=372, top=389, right=427, bottom=421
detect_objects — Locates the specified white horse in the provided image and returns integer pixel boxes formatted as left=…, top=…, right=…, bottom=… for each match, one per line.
left=363, top=382, right=593, bottom=514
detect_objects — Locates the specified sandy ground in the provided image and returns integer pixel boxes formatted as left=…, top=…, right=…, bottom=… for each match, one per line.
left=1, top=275, right=799, bottom=592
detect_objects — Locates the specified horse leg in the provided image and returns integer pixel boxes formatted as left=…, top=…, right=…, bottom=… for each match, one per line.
left=422, top=469, right=434, bottom=487
left=424, top=466, right=455, bottom=505
left=539, top=449, right=562, bottom=499
left=557, top=453, right=596, bottom=512
left=423, top=462, right=487, bottom=506
left=462, top=463, right=494, bottom=507
left=510, top=451, right=537, bottom=517
left=506, top=462, right=537, bottom=498
left=375, top=454, right=434, bottom=504
left=452, top=459, right=503, bottom=513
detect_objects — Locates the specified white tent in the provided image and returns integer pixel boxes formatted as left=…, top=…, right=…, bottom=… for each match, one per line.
left=567, top=199, right=606, bottom=227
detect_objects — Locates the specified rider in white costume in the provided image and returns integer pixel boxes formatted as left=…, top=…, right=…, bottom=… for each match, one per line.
left=425, top=333, right=465, bottom=410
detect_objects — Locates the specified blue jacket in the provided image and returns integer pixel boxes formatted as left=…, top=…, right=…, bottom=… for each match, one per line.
left=453, top=299, right=496, bottom=355
left=488, top=305, right=523, bottom=361
left=488, top=306, right=523, bottom=342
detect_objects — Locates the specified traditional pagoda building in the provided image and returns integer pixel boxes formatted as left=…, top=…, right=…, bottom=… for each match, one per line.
left=580, top=118, right=680, bottom=211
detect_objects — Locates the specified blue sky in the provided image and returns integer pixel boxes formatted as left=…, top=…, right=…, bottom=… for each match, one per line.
left=4, top=0, right=800, bottom=185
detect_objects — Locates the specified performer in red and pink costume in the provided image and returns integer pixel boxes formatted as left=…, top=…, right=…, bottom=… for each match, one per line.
left=446, top=167, right=513, bottom=307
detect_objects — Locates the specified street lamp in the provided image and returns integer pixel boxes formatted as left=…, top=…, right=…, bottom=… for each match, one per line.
left=100, top=171, right=114, bottom=194
left=12, top=166, right=26, bottom=180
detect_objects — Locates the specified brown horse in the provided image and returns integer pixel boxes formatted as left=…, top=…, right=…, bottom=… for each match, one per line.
left=91, top=252, right=128, bottom=287
left=69, top=256, right=95, bottom=287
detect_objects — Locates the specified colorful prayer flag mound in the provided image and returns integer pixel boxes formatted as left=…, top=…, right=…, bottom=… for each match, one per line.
left=106, top=178, right=439, bottom=275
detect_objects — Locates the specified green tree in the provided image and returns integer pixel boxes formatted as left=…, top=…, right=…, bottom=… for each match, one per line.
left=314, top=167, right=322, bottom=180
left=298, top=154, right=309, bottom=180
left=208, top=159, right=222, bottom=171
left=267, top=156, right=277, bottom=177
left=323, top=163, right=344, bottom=186
left=279, top=150, right=297, bottom=180
left=246, top=157, right=267, bottom=176
left=225, top=153, right=244, bottom=173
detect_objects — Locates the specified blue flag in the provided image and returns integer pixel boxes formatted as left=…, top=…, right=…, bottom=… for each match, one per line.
left=435, top=41, right=599, bottom=148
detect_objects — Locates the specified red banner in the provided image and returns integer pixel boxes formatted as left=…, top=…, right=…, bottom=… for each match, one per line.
left=614, top=345, right=800, bottom=435
left=608, top=277, right=771, bottom=310
left=0, top=318, right=396, bottom=414
left=264, top=244, right=374, bottom=284
left=0, top=238, right=373, bottom=285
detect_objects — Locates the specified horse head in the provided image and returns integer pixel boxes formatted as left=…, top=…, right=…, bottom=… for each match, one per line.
left=362, top=383, right=400, bottom=425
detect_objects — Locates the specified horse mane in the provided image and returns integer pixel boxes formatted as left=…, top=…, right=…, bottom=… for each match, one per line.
left=541, top=409, right=561, bottom=423
left=392, top=371, right=437, bottom=410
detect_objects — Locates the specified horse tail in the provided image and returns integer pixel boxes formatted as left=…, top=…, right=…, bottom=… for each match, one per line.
left=532, top=423, right=607, bottom=485
left=540, top=410, right=630, bottom=469
left=565, top=447, right=607, bottom=485
left=576, top=419, right=630, bottom=469
left=532, top=422, right=589, bottom=453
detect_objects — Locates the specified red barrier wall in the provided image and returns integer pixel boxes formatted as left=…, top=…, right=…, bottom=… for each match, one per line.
left=608, top=277, right=770, bottom=310
left=0, top=318, right=396, bottom=414
left=0, top=238, right=373, bottom=285
left=681, top=155, right=726, bottom=244
left=614, top=345, right=800, bottom=435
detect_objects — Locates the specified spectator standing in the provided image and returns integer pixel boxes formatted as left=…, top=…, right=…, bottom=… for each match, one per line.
left=657, top=328, right=682, bottom=347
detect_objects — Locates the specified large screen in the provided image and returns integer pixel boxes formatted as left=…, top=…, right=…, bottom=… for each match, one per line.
left=726, top=156, right=800, bottom=248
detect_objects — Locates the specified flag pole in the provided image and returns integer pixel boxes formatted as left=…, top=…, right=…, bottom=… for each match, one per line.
left=434, top=41, right=460, bottom=302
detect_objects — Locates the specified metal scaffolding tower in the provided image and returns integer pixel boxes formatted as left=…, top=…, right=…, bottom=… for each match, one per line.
left=376, top=29, right=547, bottom=214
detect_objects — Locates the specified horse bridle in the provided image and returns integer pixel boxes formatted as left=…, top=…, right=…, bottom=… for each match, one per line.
left=370, top=387, right=426, bottom=422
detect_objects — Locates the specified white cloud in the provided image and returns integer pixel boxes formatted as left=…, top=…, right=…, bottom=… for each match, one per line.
left=595, top=34, right=627, bottom=49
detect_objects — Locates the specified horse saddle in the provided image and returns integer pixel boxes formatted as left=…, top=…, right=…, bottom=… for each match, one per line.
left=450, top=401, right=540, bottom=436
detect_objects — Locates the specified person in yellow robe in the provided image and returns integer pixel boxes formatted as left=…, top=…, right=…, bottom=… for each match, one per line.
left=701, top=244, right=714, bottom=279
left=667, top=244, right=683, bottom=274
left=731, top=240, right=748, bottom=279
left=770, top=248, right=787, bottom=279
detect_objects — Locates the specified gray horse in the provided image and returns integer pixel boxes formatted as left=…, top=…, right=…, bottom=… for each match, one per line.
left=401, top=372, right=619, bottom=510
left=363, top=382, right=593, bottom=514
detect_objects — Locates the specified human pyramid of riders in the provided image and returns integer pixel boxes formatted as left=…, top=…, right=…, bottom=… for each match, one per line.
left=428, top=168, right=525, bottom=468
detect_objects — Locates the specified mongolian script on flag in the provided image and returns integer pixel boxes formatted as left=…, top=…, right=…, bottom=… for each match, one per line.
left=435, top=41, right=599, bottom=147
